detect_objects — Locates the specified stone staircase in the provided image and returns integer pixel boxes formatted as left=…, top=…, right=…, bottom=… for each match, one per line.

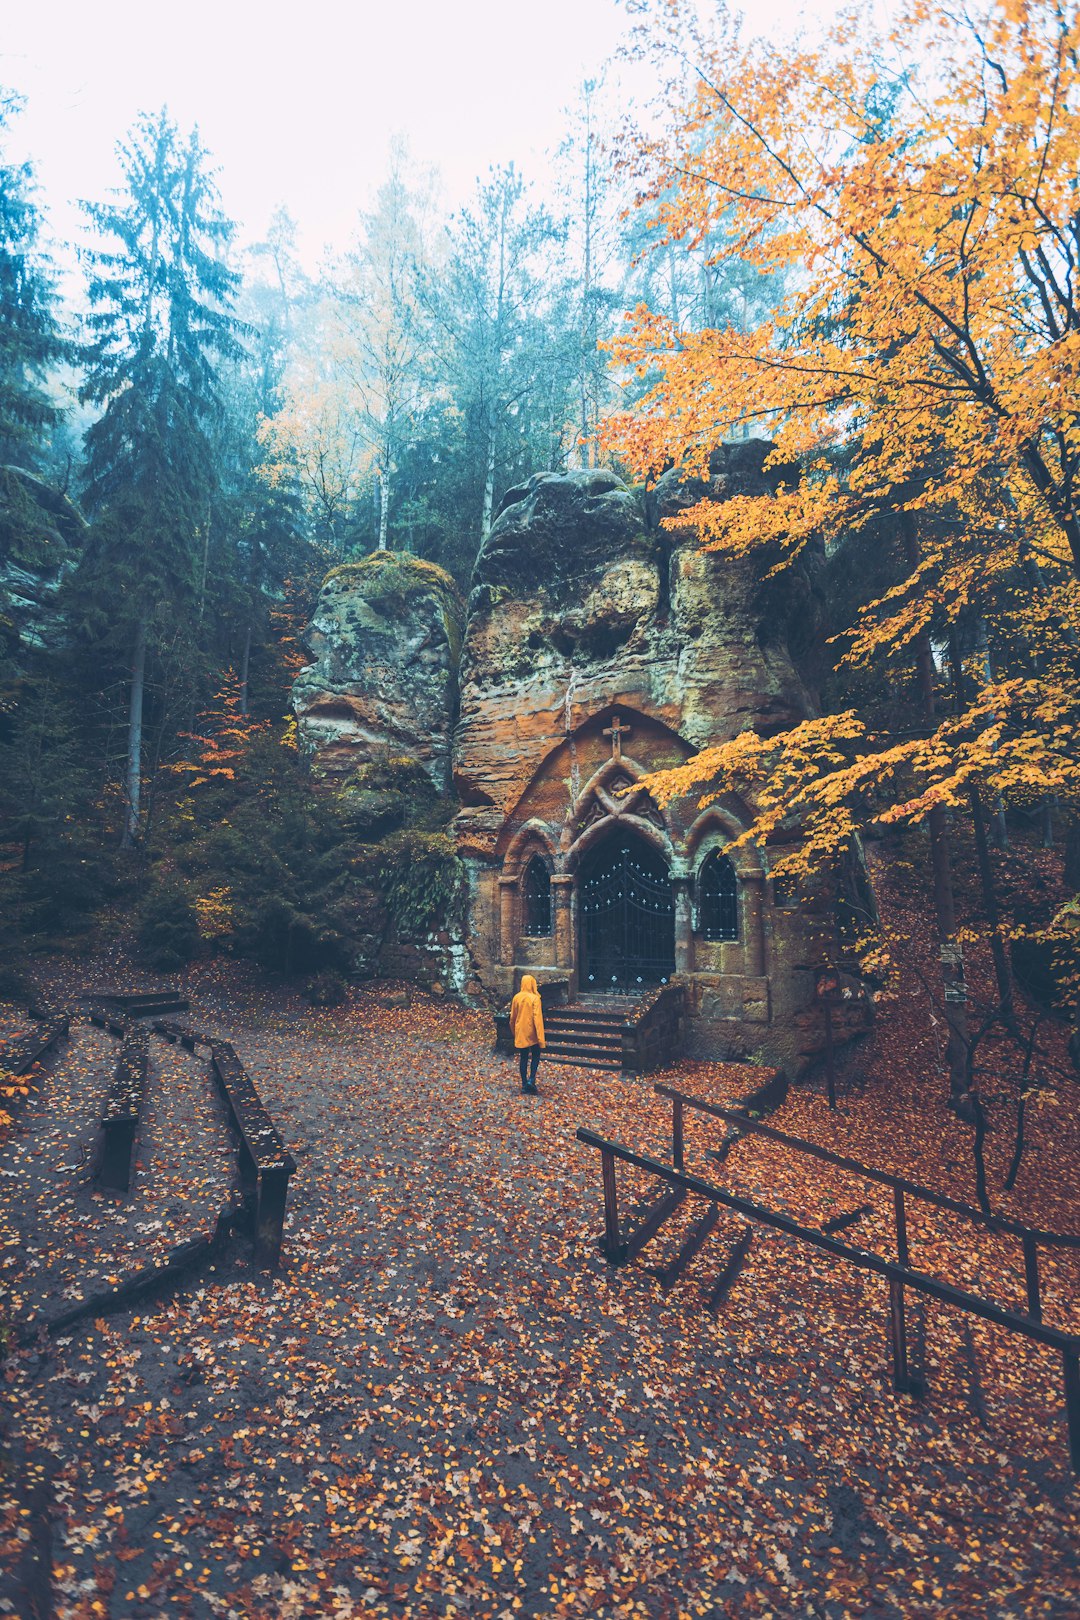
left=543, top=998, right=639, bottom=1071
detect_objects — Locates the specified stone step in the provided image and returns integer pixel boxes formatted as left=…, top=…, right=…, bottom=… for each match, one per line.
left=543, top=1053, right=623, bottom=1071
left=545, top=1041, right=622, bottom=1061
left=550, top=1017, right=625, bottom=1030
left=546, top=1017, right=625, bottom=1036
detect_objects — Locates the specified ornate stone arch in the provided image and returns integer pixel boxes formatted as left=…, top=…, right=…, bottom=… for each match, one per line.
left=565, top=754, right=676, bottom=862
left=496, top=820, right=561, bottom=968
left=501, top=817, right=559, bottom=880
left=566, top=805, right=676, bottom=871
left=685, top=806, right=767, bottom=975
left=685, top=805, right=760, bottom=876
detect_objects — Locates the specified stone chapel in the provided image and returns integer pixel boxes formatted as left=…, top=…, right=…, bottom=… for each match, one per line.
left=293, top=442, right=850, bottom=1072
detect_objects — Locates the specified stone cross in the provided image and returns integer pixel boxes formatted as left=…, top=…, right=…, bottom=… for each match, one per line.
left=603, top=714, right=632, bottom=759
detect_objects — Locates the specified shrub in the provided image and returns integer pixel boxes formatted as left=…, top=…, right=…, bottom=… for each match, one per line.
left=376, top=829, right=464, bottom=938
left=303, top=969, right=348, bottom=1006
left=138, top=882, right=200, bottom=971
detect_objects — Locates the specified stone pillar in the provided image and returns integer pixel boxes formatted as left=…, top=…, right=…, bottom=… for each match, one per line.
left=743, top=870, right=766, bottom=977
left=673, top=875, right=694, bottom=976
left=498, top=875, right=518, bottom=967
left=551, top=874, right=575, bottom=973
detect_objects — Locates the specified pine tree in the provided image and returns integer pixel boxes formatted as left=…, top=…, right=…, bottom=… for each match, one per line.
left=0, top=86, right=71, bottom=663
left=76, top=108, right=245, bottom=846
left=427, top=165, right=561, bottom=550
left=0, top=90, right=63, bottom=470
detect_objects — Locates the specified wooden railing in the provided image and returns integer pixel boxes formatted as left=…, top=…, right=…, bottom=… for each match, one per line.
left=656, top=1084, right=1080, bottom=1326
left=575, top=1111, right=1080, bottom=1472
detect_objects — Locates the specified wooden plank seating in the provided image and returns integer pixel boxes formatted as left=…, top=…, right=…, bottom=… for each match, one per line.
left=209, top=1040, right=295, bottom=1269
left=97, top=1024, right=149, bottom=1194
left=0, top=1011, right=69, bottom=1080
left=83, top=988, right=189, bottom=1019
left=152, top=1019, right=216, bottom=1052
left=85, top=1003, right=129, bottom=1038
left=155, top=1022, right=294, bottom=1269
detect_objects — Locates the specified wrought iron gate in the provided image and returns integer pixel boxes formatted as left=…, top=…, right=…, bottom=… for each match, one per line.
left=579, top=838, right=675, bottom=994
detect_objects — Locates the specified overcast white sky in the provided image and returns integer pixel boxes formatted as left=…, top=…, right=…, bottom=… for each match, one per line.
left=1, top=0, right=849, bottom=272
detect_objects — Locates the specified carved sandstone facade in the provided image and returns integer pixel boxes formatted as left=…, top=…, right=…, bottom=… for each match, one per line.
left=294, top=447, right=847, bottom=1069
left=453, top=450, right=833, bottom=1070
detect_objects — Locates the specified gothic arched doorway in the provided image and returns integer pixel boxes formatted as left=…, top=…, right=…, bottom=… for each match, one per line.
left=578, top=828, right=675, bottom=994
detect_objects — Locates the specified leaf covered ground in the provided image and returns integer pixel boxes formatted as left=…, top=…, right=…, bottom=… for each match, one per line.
left=0, top=955, right=1078, bottom=1619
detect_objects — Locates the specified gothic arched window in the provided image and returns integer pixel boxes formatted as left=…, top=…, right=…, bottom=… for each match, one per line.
left=698, top=850, right=739, bottom=941
left=522, top=857, right=552, bottom=937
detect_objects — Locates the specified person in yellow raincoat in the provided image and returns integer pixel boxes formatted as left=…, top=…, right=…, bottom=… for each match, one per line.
left=509, top=974, right=545, bottom=1095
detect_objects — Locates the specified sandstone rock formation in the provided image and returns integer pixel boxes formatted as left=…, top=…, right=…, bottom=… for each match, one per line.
left=450, top=445, right=855, bottom=1072
left=453, top=448, right=812, bottom=860
left=291, top=449, right=866, bottom=1071
left=293, top=551, right=464, bottom=791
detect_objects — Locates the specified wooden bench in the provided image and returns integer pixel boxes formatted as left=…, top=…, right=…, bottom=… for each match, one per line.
left=210, top=1041, right=295, bottom=1269
left=0, top=1012, right=69, bottom=1080
left=83, top=989, right=189, bottom=1019
left=155, top=1021, right=295, bottom=1269
left=97, top=1024, right=149, bottom=1194
left=85, top=1003, right=130, bottom=1038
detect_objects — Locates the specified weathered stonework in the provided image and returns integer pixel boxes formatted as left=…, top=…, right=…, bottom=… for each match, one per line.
left=293, top=551, right=463, bottom=791
left=292, top=448, right=865, bottom=1073
left=453, top=447, right=843, bottom=1073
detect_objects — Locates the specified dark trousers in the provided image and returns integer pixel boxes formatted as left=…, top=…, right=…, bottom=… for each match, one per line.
left=518, top=1045, right=541, bottom=1087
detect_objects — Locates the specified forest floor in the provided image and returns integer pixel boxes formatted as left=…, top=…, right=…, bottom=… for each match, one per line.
left=1, top=940, right=1079, bottom=1620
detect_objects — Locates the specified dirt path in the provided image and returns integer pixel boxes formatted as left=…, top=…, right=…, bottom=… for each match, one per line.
left=1, top=978, right=1078, bottom=1619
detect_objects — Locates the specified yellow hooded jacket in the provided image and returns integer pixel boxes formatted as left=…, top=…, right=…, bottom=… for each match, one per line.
left=509, top=975, right=545, bottom=1049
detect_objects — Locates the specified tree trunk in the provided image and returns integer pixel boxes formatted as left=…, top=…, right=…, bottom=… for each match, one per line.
left=1065, top=815, right=1080, bottom=888
left=480, top=399, right=497, bottom=545
left=122, top=616, right=148, bottom=849
left=975, top=620, right=1008, bottom=848
left=948, top=636, right=1015, bottom=1030
left=903, top=523, right=968, bottom=1102
left=239, top=622, right=252, bottom=718
left=198, top=500, right=211, bottom=623
left=1041, top=795, right=1056, bottom=848
left=377, top=466, right=390, bottom=551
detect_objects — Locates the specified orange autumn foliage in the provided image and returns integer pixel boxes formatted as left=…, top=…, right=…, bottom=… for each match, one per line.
left=604, top=0, right=1080, bottom=905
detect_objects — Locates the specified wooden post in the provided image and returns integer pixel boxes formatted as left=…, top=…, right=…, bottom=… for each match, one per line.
left=1022, top=1232, right=1042, bottom=1323
left=1064, top=1347, right=1080, bottom=1474
left=888, top=1276, right=910, bottom=1393
left=98, top=1119, right=136, bottom=1194
left=894, top=1186, right=910, bottom=1268
left=672, top=1095, right=685, bottom=1171
left=254, top=1165, right=291, bottom=1269
left=600, top=1148, right=624, bottom=1263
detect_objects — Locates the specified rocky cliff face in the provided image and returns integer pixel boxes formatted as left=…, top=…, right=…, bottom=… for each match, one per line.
left=0, top=467, right=86, bottom=664
left=453, top=449, right=812, bottom=858
left=293, top=551, right=464, bottom=791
